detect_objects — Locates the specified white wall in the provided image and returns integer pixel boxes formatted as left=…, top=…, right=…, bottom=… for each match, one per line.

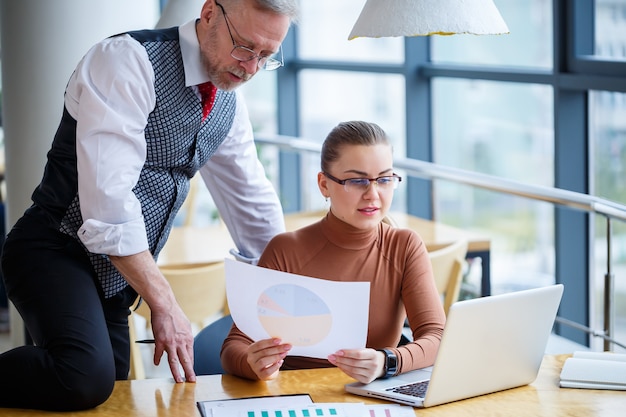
left=0, top=0, right=160, bottom=348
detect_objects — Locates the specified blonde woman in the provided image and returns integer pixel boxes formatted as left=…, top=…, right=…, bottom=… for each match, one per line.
left=221, top=121, right=445, bottom=384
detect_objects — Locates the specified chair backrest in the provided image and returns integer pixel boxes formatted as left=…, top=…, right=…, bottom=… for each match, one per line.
left=428, top=239, right=468, bottom=315
left=381, top=213, right=397, bottom=227
left=193, top=314, right=234, bottom=375
left=134, top=261, right=227, bottom=330
left=178, top=174, right=200, bottom=227
left=161, top=261, right=227, bottom=328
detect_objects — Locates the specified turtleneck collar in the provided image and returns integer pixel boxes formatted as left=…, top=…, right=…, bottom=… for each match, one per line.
left=319, top=210, right=380, bottom=250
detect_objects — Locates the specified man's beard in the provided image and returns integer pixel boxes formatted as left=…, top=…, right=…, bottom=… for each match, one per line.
left=203, top=57, right=252, bottom=91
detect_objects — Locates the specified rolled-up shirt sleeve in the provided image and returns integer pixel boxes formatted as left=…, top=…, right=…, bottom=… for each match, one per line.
left=66, top=35, right=156, bottom=256
left=199, top=90, right=285, bottom=262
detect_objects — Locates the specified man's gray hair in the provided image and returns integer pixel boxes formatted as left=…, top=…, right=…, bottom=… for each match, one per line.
left=227, top=0, right=299, bottom=23
left=257, top=0, right=299, bottom=22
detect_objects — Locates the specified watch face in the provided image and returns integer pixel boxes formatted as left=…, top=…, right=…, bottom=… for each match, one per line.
left=388, top=354, right=397, bottom=368
left=388, top=354, right=397, bottom=370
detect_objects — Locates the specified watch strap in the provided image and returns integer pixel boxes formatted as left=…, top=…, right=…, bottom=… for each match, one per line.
left=379, top=348, right=398, bottom=378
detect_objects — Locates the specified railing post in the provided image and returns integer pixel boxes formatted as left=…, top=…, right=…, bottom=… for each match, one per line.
left=604, top=217, right=615, bottom=351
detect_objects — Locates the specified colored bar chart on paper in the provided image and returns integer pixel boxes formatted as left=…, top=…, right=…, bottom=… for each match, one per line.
left=211, top=403, right=369, bottom=417
left=210, top=403, right=415, bottom=417
left=366, top=404, right=414, bottom=417
left=198, top=396, right=414, bottom=417
left=197, top=394, right=313, bottom=417
left=240, top=405, right=343, bottom=417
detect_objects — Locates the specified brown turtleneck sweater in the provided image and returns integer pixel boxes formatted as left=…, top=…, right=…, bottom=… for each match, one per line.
left=220, top=211, right=446, bottom=380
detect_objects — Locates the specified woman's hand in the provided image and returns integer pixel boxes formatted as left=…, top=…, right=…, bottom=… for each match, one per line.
left=328, top=348, right=385, bottom=384
left=246, top=338, right=292, bottom=380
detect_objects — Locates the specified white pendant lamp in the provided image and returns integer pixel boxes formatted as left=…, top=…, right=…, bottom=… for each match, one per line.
left=349, top=0, right=510, bottom=40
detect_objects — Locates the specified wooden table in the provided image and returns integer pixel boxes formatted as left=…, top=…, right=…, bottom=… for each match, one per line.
left=3, top=355, right=623, bottom=417
left=157, top=222, right=235, bottom=266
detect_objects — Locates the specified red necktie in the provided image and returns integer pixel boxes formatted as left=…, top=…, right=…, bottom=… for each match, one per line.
left=198, top=82, right=217, bottom=121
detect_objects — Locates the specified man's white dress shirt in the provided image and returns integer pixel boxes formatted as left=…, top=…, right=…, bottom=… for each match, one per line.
left=66, top=20, right=284, bottom=262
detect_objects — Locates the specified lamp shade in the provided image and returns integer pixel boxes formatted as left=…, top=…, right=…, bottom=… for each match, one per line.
left=348, top=0, right=510, bottom=40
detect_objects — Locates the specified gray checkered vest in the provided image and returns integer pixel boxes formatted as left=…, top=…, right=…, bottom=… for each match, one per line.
left=32, top=27, right=236, bottom=297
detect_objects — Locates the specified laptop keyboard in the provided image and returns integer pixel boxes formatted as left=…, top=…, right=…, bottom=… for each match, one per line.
left=386, top=380, right=430, bottom=398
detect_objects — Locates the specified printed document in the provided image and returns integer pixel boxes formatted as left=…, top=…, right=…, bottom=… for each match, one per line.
left=225, top=258, right=370, bottom=359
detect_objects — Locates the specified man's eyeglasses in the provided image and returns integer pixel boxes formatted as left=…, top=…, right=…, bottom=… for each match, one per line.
left=323, top=172, right=402, bottom=193
left=215, top=2, right=283, bottom=71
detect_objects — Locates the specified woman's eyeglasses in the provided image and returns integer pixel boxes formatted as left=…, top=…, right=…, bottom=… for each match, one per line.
left=323, top=172, right=402, bottom=193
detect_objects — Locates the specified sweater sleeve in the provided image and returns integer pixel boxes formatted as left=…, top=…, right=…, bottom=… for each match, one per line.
left=220, top=321, right=260, bottom=380
left=394, top=231, right=446, bottom=375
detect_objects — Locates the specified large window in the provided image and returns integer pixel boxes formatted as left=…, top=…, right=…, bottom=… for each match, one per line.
left=590, top=88, right=626, bottom=349
left=432, top=79, right=554, bottom=294
left=590, top=0, right=626, bottom=351
left=431, top=0, right=553, bottom=69
left=298, top=0, right=403, bottom=63
left=270, top=0, right=626, bottom=351
left=595, top=0, right=626, bottom=60
left=297, top=70, right=407, bottom=212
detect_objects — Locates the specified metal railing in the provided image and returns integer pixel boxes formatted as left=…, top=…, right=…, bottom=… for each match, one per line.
left=256, top=133, right=626, bottom=351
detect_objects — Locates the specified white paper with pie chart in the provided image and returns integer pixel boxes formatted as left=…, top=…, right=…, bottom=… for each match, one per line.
left=257, top=283, right=333, bottom=346
left=225, top=258, right=370, bottom=359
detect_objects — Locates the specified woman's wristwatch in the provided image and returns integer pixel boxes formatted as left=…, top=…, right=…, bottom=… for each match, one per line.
left=378, top=348, right=397, bottom=378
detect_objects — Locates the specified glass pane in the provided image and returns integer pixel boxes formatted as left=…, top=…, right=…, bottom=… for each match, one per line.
left=182, top=72, right=280, bottom=227
left=241, top=71, right=278, bottom=135
left=297, top=0, right=404, bottom=63
left=590, top=90, right=626, bottom=352
left=432, top=78, right=555, bottom=295
left=298, top=70, right=406, bottom=212
left=241, top=71, right=280, bottom=194
left=595, top=0, right=626, bottom=60
left=431, top=0, right=553, bottom=70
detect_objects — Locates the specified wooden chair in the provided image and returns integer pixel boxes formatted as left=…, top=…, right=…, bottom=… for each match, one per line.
left=134, top=262, right=227, bottom=329
left=178, top=174, right=200, bottom=227
left=428, top=239, right=468, bottom=315
left=129, top=261, right=227, bottom=379
left=382, top=213, right=398, bottom=227
left=283, top=209, right=327, bottom=231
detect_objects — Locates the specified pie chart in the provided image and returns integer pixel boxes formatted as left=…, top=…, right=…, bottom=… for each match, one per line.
left=257, top=284, right=332, bottom=346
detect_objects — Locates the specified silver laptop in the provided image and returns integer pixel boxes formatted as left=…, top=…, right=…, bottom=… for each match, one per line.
left=346, top=284, right=564, bottom=407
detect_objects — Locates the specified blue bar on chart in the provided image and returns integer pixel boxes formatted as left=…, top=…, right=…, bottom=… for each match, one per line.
left=244, top=407, right=341, bottom=417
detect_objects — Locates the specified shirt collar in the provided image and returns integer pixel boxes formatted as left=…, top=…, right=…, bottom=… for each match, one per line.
left=179, top=19, right=209, bottom=87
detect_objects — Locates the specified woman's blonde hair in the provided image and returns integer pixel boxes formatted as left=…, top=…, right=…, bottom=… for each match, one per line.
left=320, top=121, right=390, bottom=173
